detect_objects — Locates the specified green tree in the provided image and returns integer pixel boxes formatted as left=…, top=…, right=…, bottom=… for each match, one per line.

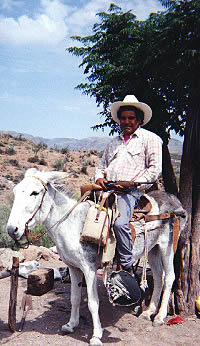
left=68, top=4, right=178, bottom=191
left=155, top=0, right=200, bottom=314
left=68, top=1, right=200, bottom=314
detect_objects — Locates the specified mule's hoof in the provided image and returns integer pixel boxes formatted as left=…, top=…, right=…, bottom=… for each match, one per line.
left=139, top=312, right=151, bottom=321
left=89, top=336, right=102, bottom=346
left=61, top=323, right=74, bottom=334
left=152, top=319, right=164, bottom=327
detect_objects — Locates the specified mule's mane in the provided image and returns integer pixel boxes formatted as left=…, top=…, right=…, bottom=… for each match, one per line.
left=53, top=183, right=74, bottom=197
left=48, top=181, right=76, bottom=206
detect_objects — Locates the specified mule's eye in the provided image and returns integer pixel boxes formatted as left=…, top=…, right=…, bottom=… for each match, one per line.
left=30, top=191, right=39, bottom=196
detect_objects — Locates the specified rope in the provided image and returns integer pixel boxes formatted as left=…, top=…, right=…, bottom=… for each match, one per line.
left=22, top=183, right=91, bottom=247
left=140, top=224, right=148, bottom=291
left=40, top=190, right=92, bottom=233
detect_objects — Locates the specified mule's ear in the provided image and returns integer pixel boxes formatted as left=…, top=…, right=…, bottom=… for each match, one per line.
left=25, top=168, right=40, bottom=177
left=42, top=171, right=74, bottom=183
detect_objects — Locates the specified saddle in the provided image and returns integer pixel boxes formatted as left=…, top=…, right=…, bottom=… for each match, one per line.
left=131, top=194, right=181, bottom=254
left=80, top=184, right=181, bottom=257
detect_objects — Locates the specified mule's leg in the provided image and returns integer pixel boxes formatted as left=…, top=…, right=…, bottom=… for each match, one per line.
left=153, top=245, right=175, bottom=326
left=83, top=267, right=103, bottom=346
left=140, top=246, right=164, bottom=321
left=61, top=266, right=83, bottom=333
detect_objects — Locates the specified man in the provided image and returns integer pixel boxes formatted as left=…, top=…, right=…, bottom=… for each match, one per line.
left=95, top=95, right=162, bottom=274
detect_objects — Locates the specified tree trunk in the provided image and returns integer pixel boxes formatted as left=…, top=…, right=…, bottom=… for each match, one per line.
left=174, top=130, right=192, bottom=314
left=187, top=84, right=200, bottom=312
left=175, top=82, right=200, bottom=314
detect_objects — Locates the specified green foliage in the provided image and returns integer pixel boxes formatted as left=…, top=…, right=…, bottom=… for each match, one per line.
left=13, top=173, right=24, bottom=184
left=61, top=147, right=70, bottom=155
left=53, top=159, right=65, bottom=171
left=28, top=156, right=47, bottom=165
left=67, top=1, right=199, bottom=143
left=28, top=156, right=39, bottom=163
left=29, top=225, right=54, bottom=248
left=0, top=204, right=54, bottom=249
left=8, top=159, right=20, bottom=167
left=32, top=142, right=47, bottom=157
left=38, top=158, right=47, bottom=166
left=5, top=145, right=16, bottom=155
left=0, top=204, right=15, bottom=248
left=6, top=174, right=13, bottom=181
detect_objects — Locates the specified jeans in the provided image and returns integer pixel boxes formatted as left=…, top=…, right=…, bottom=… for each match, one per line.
left=113, top=192, right=138, bottom=270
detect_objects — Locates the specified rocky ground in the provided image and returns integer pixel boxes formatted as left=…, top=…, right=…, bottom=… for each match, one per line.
left=0, top=247, right=200, bottom=346
left=0, top=133, right=101, bottom=205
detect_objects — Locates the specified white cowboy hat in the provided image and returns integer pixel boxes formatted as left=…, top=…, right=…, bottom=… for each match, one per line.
left=111, top=95, right=152, bottom=126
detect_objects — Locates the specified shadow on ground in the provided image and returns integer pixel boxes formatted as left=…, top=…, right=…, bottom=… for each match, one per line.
left=0, top=268, right=153, bottom=345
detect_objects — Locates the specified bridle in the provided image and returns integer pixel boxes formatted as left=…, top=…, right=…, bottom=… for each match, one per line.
left=16, top=176, right=48, bottom=248
left=17, top=176, right=91, bottom=248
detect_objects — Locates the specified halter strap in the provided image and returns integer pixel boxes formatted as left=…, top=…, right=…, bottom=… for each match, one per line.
left=33, top=176, right=48, bottom=191
left=19, top=176, right=48, bottom=248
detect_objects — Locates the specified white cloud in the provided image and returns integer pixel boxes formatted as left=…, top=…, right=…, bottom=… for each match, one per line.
left=0, top=0, right=71, bottom=46
left=68, top=0, right=163, bottom=32
left=0, top=0, right=163, bottom=46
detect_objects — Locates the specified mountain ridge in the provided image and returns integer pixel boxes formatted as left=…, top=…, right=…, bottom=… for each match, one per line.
left=0, top=130, right=183, bottom=154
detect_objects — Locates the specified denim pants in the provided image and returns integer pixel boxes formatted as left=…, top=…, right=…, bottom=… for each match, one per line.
left=113, top=192, right=138, bottom=270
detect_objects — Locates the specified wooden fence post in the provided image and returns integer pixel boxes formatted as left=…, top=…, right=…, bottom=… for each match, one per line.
left=8, top=257, right=19, bottom=332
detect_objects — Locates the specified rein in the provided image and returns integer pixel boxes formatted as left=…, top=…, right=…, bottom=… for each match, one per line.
left=18, top=177, right=48, bottom=247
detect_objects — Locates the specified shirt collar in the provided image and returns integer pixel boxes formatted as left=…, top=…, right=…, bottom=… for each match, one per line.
left=119, top=126, right=141, bottom=141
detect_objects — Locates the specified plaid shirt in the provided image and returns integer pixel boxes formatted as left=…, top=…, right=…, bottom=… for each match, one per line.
left=95, top=127, right=162, bottom=191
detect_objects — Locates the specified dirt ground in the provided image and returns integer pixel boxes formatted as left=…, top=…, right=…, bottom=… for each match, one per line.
left=0, top=257, right=200, bottom=346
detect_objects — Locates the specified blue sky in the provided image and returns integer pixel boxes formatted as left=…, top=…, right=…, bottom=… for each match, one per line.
left=0, top=0, right=170, bottom=140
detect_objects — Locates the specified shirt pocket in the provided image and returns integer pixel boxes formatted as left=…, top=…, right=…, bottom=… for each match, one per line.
left=127, top=143, right=145, bottom=164
left=127, top=140, right=143, bottom=156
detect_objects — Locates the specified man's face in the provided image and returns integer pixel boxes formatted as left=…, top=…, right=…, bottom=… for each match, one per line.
left=119, top=110, right=141, bottom=136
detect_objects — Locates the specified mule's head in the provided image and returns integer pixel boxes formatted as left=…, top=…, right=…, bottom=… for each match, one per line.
left=6, top=168, right=69, bottom=241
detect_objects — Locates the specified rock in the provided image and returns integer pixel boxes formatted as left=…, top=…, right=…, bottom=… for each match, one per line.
left=27, top=268, right=54, bottom=296
left=49, top=246, right=58, bottom=254
left=38, top=246, right=59, bottom=261
left=19, top=245, right=60, bottom=261
left=0, top=248, right=24, bottom=271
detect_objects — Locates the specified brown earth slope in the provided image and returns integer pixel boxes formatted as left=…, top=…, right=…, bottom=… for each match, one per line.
left=0, top=133, right=101, bottom=205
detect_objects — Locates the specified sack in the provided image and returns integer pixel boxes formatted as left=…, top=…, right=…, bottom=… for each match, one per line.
left=80, top=202, right=113, bottom=247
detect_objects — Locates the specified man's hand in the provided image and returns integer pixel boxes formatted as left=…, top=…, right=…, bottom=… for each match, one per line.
left=96, top=178, right=108, bottom=191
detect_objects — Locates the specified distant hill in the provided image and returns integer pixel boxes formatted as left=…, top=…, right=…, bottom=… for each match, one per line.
left=0, top=130, right=183, bottom=154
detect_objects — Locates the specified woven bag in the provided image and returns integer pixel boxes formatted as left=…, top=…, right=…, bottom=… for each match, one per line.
left=80, top=192, right=113, bottom=247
